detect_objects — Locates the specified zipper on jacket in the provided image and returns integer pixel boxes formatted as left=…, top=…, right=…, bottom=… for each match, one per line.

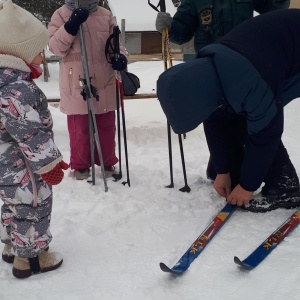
left=69, top=67, right=73, bottom=95
left=24, top=160, right=38, bottom=208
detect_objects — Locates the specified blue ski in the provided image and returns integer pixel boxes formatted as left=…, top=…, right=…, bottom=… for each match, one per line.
left=234, top=210, right=300, bottom=270
left=160, top=203, right=236, bottom=274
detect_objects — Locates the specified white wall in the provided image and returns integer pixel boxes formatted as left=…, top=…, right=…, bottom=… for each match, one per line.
left=108, top=0, right=177, bottom=31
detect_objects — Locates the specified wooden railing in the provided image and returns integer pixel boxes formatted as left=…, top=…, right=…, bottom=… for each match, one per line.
left=47, top=93, right=157, bottom=103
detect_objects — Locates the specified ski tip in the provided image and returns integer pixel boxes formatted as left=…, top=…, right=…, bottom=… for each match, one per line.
left=233, top=256, right=243, bottom=265
left=160, top=262, right=172, bottom=273
left=234, top=256, right=253, bottom=270
left=160, top=262, right=186, bottom=274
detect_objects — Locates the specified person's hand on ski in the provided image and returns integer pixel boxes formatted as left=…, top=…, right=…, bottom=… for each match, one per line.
left=111, top=54, right=128, bottom=71
left=64, top=7, right=89, bottom=36
left=226, top=184, right=254, bottom=206
left=213, top=173, right=231, bottom=198
left=155, top=12, right=173, bottom=33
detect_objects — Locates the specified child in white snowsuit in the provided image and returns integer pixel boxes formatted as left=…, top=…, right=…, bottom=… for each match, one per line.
left=0, top=0, right=68, bottom=278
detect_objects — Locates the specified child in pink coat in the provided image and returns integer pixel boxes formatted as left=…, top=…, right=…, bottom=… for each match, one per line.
left=48, top=0, right=127, bottom=180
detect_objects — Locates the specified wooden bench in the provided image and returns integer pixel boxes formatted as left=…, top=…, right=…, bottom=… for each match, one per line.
left=47, top=93, right=157, bottom=103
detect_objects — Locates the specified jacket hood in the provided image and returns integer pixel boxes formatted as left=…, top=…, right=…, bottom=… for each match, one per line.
left=157, top=57, right=223, bottom=134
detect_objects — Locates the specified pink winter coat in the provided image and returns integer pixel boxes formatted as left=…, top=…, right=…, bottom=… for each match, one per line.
left=48, top=5, right=120, bottom=115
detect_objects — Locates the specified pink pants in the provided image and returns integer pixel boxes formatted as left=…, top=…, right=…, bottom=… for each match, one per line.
left=67, top=112, right=118, bottom=170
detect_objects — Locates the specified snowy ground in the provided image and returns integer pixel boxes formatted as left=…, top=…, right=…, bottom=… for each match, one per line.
left=1, top=60, right=300, bottom=300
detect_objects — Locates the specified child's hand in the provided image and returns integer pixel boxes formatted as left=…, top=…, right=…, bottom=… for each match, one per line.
left=227, top=185, right=253, bottom=206
left=41, top=161, right=69, bottom=185
left=213, top=173, right=231, bottom=198
left=64, top=8, right=89, bottom=36
left=111, top=54, right=128, bottom=71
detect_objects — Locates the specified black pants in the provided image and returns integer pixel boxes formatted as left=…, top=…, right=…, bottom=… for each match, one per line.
left=205, top=115, right=299, bottom=194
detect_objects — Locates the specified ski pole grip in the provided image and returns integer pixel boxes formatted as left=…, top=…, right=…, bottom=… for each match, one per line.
left=113, top=26, right=120, bottom=58
left=148, top=0, right=166, bottom=12
left=159, top=0, right=166, bottom=12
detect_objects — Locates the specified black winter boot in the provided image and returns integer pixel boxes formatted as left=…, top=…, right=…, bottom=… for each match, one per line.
left=243, top=143, right=300, bottom=212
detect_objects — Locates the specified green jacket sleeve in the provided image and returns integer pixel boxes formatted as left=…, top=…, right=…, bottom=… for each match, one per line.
left=168, top=0, right=198, bottom=45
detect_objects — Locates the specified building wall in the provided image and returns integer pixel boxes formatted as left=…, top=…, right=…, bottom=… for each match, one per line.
left=124, top=31, right=182, bottom=55
left=125, top=33, right=141, bottom=55
left=290, top=0, right=300, bottom=8
left=141, top=32, right=163, bottom=54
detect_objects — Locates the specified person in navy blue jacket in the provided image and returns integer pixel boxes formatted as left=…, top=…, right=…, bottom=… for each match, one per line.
left=157, top=9, right=300, bottom=212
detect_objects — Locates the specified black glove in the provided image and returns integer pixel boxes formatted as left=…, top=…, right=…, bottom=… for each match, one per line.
left=111, top=54, right=128, bottom=71
left=64, top=8, right=89, bottom=36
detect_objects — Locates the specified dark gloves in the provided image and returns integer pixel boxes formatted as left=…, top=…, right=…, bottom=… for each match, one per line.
left=155, top=12, right=173, bottom=33
left=41, top=161, right=69, bottom=185
left=111, top=54, right=128, bottom=71
left=64, top=8, right=89, bottom=36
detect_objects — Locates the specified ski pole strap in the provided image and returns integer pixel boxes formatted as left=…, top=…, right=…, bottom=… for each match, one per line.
left=105, top=33, right=114, bottom=63
left=105, top=26, right=121, bottom=63
left=29, top=256, right=41, bottom=274
left=148, top=0, right=166, bottom=12
left=113, top=26, right=120, bottom=58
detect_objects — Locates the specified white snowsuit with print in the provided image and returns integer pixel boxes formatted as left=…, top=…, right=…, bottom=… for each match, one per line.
left=0, top=54, right=62, bottom=258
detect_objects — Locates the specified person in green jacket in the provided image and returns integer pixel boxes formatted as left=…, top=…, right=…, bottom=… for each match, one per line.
left=156, top=0, right=290, bottom=52
left=155, top=0, right=299, bottom=207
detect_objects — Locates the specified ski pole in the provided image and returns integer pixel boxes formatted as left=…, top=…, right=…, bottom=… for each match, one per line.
left=149, top=0, right=174, bottom=189
left=165, top=122, right=174, bottom=188
left=178, top=134, right=191, bottom=192
left=148, top=0, right=165, bottom=12
left=111, top=26, right=130, bottom=186
left=105, top=26, right=123, bottom=182
left=149, top=0, right=190, bottom=192
left=117, top=80, right=130, bottom=187
left=111, top=26, right=123, bottom=182
left=113, top=77, right=122, bottom=181
left=75, top=0, right=108, bottom=191
left=163, top=34, right=174, bottom=189
left=165, top=30, right=190, bottom=192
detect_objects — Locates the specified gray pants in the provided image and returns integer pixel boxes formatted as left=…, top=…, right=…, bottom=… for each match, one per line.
left=0, top=179, right=53, bottom=258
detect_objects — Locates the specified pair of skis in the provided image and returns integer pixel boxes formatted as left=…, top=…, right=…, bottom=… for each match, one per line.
left=160, top=204, right=300, bottom=273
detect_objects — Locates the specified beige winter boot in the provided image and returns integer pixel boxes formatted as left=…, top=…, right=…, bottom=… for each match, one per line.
left=2, top=244, right=14, bottom=263
left=12, top=251, right=63, bottom=279
left=74, top=168, right=90, bottom=180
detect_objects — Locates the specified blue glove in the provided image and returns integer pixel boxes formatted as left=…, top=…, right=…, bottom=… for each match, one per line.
left=111, top=54, right=128, bottom=71
left=64, top=8, right=89, bottom=36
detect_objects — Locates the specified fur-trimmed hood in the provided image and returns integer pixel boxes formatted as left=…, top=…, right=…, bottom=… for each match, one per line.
left=0, top=53, right=30, bottom=72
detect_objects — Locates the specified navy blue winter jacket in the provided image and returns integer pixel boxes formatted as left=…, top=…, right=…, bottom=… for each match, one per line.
left=198, top=9, right=300, bottom=191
